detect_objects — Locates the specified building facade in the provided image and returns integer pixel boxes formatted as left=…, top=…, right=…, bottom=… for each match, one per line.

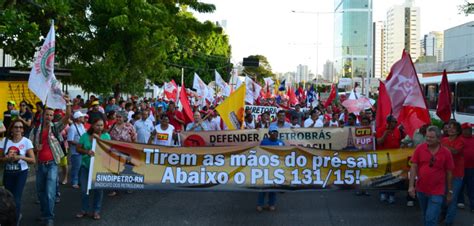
left=444, top=21, right=474, bottom=61
left=385, top=0, right=420, bottom=69
left=296, top=64, right=309, bottom=83
left=423, top=31, right=444, bottom=62
left=0, top=49, right=16, bottom=67
left=333, top=0, right=373, bottom=83
left=323, top=60, right=336, bottom=82
left=373, top=21, right=385, bottom=78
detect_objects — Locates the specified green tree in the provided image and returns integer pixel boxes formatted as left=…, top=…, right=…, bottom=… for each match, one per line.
left=165, top=7, right=231, bottom=88
left=0, top=0, right=231, bottom=96
left=459, top=1, right=474, bottom=15
left=241, top=55, right=275, bottom=83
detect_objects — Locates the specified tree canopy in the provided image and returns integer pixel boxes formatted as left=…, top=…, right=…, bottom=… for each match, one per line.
left=242, top=55, right=275, bottom=83
left=459, top=1, right=474, bottom=15
left=0, top=0, right=231, bottom=96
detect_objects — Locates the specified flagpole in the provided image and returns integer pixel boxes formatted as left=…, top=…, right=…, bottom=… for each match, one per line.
left=39, top=95, right=48, bottom=145
left=176, top=68, right=184, bottom=106
left=38, top=20, right=55, bottom=144
left=181, top=68, right=184, bottom=87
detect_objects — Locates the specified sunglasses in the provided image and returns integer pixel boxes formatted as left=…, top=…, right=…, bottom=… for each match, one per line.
left=13, top=126, right=24, bottom=129
left=429, top=155, right=436, bottom=168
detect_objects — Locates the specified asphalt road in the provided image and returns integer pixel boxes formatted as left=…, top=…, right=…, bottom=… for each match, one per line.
left=19, top=178, right=473, bottom=226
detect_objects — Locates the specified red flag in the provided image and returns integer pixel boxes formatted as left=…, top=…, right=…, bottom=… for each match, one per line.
left=298, top=86, right=306, bottom=100
left=164, top=80, right=178, bottom=101
left=287, top=87, right=298, bottom=106
left=436, top=70, right=451, bottom=122
left=384, top=50, right=430, bottom=137
left=324, top=84, right=337, bottom=108
left=375, top=81, right=392, bottom=133
left=179, top=84, right=194, bottom=124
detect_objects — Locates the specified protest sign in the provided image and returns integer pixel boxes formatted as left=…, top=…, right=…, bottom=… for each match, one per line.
left=244, top=105, right=278, bottom=121
left=89, top=137, right=411, bottom=192
left=181, top=127, right=375, bottom=151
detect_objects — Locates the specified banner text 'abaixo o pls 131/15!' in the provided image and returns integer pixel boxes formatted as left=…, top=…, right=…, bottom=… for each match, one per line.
left=181, top=127, right=375, bottom=151
left=89, top=138, right=413, bottom=192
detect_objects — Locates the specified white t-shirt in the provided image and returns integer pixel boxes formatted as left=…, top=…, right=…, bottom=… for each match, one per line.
left=154, top=124, right=175, bottom=146
left=134, top=119, right=155, bottom=144
left=0, top=137, right=33, bottom=171
left=67, top=123, right=86, bottom=155
left=290, top=124, right=301, bottom=128
left=329, top=120, right=339, bottom=127
left=304, top=118, right=324, bottom=128
left=244, top=120, right=256, bottom=129
left=127, top=111, right=135, bottom=123
left=211, top=117, right=223, bottom=130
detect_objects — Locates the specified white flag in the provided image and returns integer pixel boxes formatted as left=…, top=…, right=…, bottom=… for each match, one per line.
left=215, top=70, right=230, bottom=97
left=229, top=69, right=243, bottom=91
left=263, top=77, right=274, bottom=87
left=193, top=73, right=209, bottom=99
left=245, top=76, right=262, bottom=104
left=206, top=84, right=215, bottom=103
left=28, top=22, right=65, bottom=109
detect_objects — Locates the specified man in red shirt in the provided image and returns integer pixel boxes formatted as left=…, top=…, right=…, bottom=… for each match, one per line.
left=166, top=101, right=185, bottom=132
left=30, top=96, right=71, bottom=226
left=376, top=115, right=401, bottom=204
left=459, top=123, right=474, bottom=212
left=409, top=125, right=454, bottom=226
left=440, top=121, right=464, bottom=226
left=376, top=115, right=401, bottom=149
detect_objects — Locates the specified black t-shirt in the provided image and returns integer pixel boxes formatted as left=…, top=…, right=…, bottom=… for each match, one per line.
left=20, top=110, right=33, bottom=135
left=3, top=110, right=12, bottom=129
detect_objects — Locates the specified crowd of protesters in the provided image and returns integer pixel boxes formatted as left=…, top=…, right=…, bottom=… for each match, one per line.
left=0, top=93, right=473, bottom=226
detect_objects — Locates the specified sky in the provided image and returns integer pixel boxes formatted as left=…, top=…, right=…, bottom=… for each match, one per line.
left=194, top=0, right=474, bottom=74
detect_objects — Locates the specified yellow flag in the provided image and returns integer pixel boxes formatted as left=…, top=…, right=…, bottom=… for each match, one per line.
left=274, top=79, right=280, bottom=95
left=216, top=84, right=246, bottom=130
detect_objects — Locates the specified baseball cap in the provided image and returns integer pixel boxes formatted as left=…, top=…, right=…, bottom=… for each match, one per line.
left=73, top=111, right=85, bottom=119
left=91, top=100, right=100, bottom=106
left=461, top=122, right=472, bottom=129
left=269, top=125, right=279, bottom=133
left=7, top=100, right=16, bottom=106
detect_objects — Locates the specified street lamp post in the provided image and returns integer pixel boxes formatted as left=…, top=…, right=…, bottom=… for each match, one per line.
left=364, top=0, right=373, bottom=97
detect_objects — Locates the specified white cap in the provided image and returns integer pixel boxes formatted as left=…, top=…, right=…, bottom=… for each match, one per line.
left=73, top=111, right=85, bottom=119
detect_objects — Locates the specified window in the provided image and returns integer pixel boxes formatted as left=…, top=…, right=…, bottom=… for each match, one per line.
left=425, top=84, right=438, bottom=110
left=456, top=81, right=474, bottom=114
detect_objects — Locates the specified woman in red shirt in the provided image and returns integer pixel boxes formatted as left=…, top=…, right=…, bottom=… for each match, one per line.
left=441, top=121, right=464, bottom=225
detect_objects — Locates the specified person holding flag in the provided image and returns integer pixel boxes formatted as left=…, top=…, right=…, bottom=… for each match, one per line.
left=27, top=20, right=72, bottom=226
left=30, top=96, right=71, bottom=226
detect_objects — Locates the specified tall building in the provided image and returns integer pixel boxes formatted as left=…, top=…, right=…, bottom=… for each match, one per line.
left=385, top=0, right=420, bottom=69
left=0, top=49, right=15, bottom=67
left=423, top=31, right=444, bottom=62
left=296, top=64, right=309, bottom=83
left=323, top=60, right=336, bottom=82
left=373, top=21, right=385, bottom=78
left=281, top=72, right=296, bottom=84
left=444, top=21, right=474, bottom=61
left=334, top=0, right=373, bottom=81
left=419, top=38, right=425, bottom=56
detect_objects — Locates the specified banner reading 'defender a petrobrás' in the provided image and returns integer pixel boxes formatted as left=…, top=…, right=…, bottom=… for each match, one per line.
left=181, top=127, right=375, bottom=150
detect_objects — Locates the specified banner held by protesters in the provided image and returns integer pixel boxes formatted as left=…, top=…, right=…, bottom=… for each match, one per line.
left=89, top=137, right=413, bottom=192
